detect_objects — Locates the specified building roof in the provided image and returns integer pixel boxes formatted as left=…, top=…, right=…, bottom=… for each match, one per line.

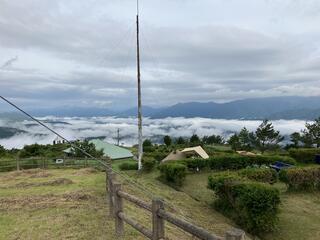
left=90, top=139, right=133, bottom=160
left=181, top=146, right=209, bottom=159
left=64, top=139, right=133, bottom=160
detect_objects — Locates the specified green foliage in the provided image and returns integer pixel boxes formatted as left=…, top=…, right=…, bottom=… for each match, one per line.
left=208, top=174, right=280, bottom=233
left=228, top=134, right=241, bottom=151
left=173, top=154, right=296, bottom=171
left=0, top=145, right=6, bottom=157
left=175, top=137, right=186, bottom=145
left=19, top=144, right=45, bottom=158
left=288, top=148, right=320, bottom=163
left=255, top=120, right=284, bottom=153
left=239, top=168, right=278, bottom=184
left=142, top=158, right=156, bottom=172
left=190, top=134, right=201, bottom=145
left=158, top=163, right=187, bottom=186
left=71, top=141, right=103, bottom=158
left=119, top=162, right=138, bottom=171
left=202, top=135, right=224, bottom=145
left=304, top=117, right=320, bottom=148
left=163, top=135, right=172, bottom=147
left=143, top=139, right=153, bottom=152
left=143, top=139, right=153, bottom=148
left=290, top=132, right=301, bottom=148
left=279, top=167, right=320, bottom=191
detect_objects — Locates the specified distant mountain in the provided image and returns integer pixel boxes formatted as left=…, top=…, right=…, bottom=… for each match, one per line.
left=118, top=106, right=162, bottom=117
left=150, top=96, right=320, bottom=120
left=1, top=96, right=319, bottom=120
left=0, top=127, right=26, bottom=139
left=268, top=108, right=320, bottom=120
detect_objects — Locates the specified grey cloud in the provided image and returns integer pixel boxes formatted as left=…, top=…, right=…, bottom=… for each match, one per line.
left=0, top=0, right=320, bottom=109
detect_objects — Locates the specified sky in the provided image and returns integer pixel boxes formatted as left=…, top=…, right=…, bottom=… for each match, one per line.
left=0, top=0, right=320, bottom=111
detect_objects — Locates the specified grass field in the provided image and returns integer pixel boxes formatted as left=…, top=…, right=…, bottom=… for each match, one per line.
left=1, top=165, right=319, bottom=240
left=181, top=171, right=320, bottom=240
left=0, top=167, right=243, bottom=240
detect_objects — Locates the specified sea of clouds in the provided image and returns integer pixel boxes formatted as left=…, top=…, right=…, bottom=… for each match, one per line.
left=0, top=117, right=309, bottom=149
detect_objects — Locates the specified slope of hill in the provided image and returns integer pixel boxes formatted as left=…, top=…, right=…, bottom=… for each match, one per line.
left=150, top=96, right=320, bottom=120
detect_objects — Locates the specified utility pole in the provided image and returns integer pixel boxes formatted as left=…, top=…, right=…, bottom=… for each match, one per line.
left=136, top=0, right=143, bottom=170
left=117, top=128, right=120, bottom=146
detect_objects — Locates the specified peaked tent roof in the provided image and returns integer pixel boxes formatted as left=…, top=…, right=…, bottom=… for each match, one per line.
left=89, top=139, right=133, bottom=160
left=162, top=150, right=186, bottom=162
left=181, top=146, right=209, bottom=159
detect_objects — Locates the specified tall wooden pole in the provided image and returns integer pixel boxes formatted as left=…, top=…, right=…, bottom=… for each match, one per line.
left=136, top=1, right=143, bottom=170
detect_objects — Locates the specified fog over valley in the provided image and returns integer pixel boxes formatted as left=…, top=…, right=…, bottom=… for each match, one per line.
left=0, top=116, right=308, bottom=149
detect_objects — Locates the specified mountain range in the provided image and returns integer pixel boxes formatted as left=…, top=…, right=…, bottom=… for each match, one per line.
left=1, top=96, right=320, bottom=120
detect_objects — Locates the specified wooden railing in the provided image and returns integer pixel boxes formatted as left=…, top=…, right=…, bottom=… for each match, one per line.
left=105, top=165, right=246, bottom=240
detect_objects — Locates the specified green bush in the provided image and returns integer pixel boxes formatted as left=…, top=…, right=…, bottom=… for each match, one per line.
left=173, top=154, right=295, bottom=171
left=142, top=158, right=156, bottom=172
left=239, top=168, right=278, bottom=184
left=158, top=163, right=187, bottom=186
left=288, top=148, right=320, bottom=164
left=119, top=162, right=138, bottom=171
left=208, top=174, right=280, bottom=233
left=279, top=167, right=320, bottom=191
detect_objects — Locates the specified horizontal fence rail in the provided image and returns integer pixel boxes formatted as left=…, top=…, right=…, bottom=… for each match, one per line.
left=105, top=162, right=246, bottom=240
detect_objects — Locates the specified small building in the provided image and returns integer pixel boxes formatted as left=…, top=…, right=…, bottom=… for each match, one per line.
left=63, top=139, right=133, bottom=160
left=53, top=136, right=66, bottom=145
left=162, top=146, right=209, bottom=162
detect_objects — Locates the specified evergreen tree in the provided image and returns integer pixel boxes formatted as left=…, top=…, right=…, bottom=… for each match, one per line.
left=176, top=137, right=185, bottom=145
left=0, top=145, right=6, bottom=157
left=163, top=135, right=172, bottom=147
left=238, top=127, right=255, bottom=151
left=290, top=132, right=301, bottom=148
left=255, top=120, right=284, bottom=153
left=190, top=134, right=201, bottom=145
left=304, top=117, right=320, bottom=148
left=228, top=134, right=241, bottom=151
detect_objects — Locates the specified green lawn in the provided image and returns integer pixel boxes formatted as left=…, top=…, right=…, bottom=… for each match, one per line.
left=0, top=167, right=242, bottom=240
left=181, top=171, right=320, bottom=240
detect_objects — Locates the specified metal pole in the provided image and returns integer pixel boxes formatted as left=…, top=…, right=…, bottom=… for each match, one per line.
left=136, top=6, right=143, bottom=170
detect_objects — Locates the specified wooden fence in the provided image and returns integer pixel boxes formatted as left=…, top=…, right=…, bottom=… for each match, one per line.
left=105, top=164, right=246, bottom=240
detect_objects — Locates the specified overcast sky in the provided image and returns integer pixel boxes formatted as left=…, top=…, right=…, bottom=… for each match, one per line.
left=0, top=0, right=320, bottom=111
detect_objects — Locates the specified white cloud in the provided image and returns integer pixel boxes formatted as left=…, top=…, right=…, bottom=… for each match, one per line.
left=0, top=117, right=307, bottom=149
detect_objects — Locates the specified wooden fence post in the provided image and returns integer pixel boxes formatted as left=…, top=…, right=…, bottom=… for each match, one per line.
left=225, top=228, right=245, bottom=240
left=113, top=182, right=124, bottom=237
left=152, top=198, right=165, bottom=240
left=107, top=170, right=116, bottom=217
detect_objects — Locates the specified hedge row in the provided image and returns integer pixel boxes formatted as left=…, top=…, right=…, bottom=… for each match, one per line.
left=239, top=168, right=278, bottom=184
left=279, top=167, right=320, bottom=191
left=119, top=162, right=138, bottom=171
left=208, top=173, right=280, bottom=233
left=158, top=163, right=187, bottom=186
left=288, top=148, right=320, bottom=164
left=173, top=154, right=296, bottom=171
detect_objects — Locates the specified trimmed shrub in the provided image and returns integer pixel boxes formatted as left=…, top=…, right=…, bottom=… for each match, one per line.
left=208, top=174, right=280, bottom=233
left=119, top=162, right=138, bottom=171
left=173, top=154, right=295, bottom=171
left=288, top=148, right=320, bottom=164
left=239, top=168, right=278, bottom=184
left=279, top=167, right=320, bottom=191
left=142, top=158, right=156, bottom=172
left=158, top=163, right=187, bottom=186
